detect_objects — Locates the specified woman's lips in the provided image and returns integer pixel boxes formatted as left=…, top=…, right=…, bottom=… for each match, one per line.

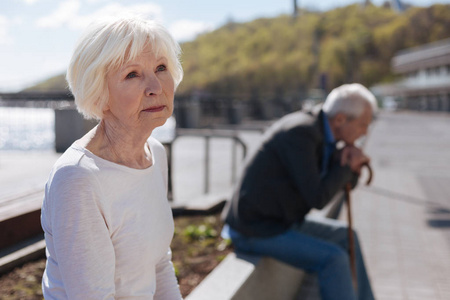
left=143, top=105, right=165, bottom=113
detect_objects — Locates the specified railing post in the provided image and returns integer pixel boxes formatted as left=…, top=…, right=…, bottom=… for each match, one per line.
left=232, top=136, right=237, bottom=184
left=204, top=135, right=210, bottom=194
left=165, top=142, right=173, bottom=201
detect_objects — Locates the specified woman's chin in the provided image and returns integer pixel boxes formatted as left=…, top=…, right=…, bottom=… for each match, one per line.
left=149, top=116, right=169, bottom=129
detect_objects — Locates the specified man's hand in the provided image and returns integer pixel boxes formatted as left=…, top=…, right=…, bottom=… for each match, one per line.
left=340, top=145, right=370, bottom=174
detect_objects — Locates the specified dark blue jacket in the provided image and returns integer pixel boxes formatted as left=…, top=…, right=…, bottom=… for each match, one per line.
left=223, top=110, right=358, bottom=237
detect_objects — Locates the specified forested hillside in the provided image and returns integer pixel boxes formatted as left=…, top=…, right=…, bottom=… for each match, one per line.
left=177, top=3, right=450, bottom=97
left=25, top=4, right=450, bottom=98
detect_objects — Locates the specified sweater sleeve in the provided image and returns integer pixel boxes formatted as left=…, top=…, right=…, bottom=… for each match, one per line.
left=154, top=248, right=182, bottom=300
left=275, top=128, right=356, bottom=210
left=46, top=165, right=116, bottom=300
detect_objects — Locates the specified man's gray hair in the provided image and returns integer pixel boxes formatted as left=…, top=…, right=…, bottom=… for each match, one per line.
left=322, top=83, right=378, bottom=119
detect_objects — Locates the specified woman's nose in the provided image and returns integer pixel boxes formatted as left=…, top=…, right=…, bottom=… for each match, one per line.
left=145, top=74, right=162, bottom=96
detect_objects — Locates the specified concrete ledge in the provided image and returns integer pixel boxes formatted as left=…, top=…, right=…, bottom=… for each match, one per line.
left=185, top=253, right=259, bottom=300
left=186, top=252, right=306, bottom=300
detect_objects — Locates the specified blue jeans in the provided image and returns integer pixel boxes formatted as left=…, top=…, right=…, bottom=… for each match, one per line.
left=226, top=215, right=375, bottom=300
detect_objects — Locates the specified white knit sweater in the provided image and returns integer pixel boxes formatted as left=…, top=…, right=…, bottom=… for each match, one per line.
left=41, top=137, right=182, bottom=299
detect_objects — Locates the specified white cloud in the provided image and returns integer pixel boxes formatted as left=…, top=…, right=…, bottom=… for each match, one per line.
left=169, top=19, right=214, bottom=42
left=11, top=16, right=24, bottom=25
left=0, top=15, right=13, bottom=45
left=22, top=0, right=39, bottom=4
left=85, top=0, right=109, bottom=3
left=70, top=3, right=163, bottom=30
left=36, top=0, right=81, bottom=29
left=36, top=1, right=163, bottom=30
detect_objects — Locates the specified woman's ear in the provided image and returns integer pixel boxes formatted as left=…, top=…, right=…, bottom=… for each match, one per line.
left=102, top=95, right=111, bottom=112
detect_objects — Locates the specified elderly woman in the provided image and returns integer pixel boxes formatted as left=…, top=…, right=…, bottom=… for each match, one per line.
left=41, top=16, right=183, bottom=299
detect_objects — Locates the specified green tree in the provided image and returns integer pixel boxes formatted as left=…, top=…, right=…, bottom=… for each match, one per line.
left=25, top=4, right=450, bottom=98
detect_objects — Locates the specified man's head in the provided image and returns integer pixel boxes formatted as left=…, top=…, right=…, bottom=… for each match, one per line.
left=322, top=83, right=378, bottom=145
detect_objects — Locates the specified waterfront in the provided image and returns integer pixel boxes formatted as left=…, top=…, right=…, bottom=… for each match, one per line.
left=0, top=107, right=54, bottom=151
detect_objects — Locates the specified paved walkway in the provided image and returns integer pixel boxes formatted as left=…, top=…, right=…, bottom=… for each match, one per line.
left=0, top=151, right=60, bottom=203
left=352, top=111, right=450, bottom=300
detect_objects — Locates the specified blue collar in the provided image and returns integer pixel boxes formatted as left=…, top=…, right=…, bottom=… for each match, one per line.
left=322, top=112, right=335, bottom=145
left=320, top=111, right=337, bottom=177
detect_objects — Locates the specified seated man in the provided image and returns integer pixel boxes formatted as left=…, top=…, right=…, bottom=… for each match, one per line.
left=222, top=83, right=377, bottom=300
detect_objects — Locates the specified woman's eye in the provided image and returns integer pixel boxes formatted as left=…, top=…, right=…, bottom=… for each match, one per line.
left=156, top=64, right=167, bottom=72
left=126, top=72, right=138, bottom=79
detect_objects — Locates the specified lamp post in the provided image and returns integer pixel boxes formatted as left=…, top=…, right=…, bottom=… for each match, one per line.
left=293, top=0, right=298, bottom=19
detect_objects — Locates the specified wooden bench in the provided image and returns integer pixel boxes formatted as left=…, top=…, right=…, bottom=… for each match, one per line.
left=0, top=189, right=46, bottom=275
left=0, top=188, right=44, bottom=251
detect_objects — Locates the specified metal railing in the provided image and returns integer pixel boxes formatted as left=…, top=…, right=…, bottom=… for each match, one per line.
left=168, top=128, right=248, bottom=198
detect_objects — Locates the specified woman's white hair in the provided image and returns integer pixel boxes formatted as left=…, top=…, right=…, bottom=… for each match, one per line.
left=322, top=83, right=378, bottom=119
left=67, top=15, right=183, bottom=120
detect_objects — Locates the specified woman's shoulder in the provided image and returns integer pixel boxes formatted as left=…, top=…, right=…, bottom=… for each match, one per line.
left=49, top=144, right=98, bottom=183
left=44, top=145, right=104, bottom=210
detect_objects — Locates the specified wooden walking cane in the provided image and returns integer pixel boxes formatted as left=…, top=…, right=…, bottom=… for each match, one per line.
left=344, top=163, right=373, bottom=292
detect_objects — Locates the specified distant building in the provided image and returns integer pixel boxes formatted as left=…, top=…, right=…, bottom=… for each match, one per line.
left=373, top=38, right=450, bottom=112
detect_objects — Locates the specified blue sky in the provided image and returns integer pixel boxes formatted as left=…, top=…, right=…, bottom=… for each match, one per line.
left=1, top=0, right=449, bottom=92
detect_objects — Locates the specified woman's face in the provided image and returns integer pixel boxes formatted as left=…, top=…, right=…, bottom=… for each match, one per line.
left=104, top=45, right=175, bottom=134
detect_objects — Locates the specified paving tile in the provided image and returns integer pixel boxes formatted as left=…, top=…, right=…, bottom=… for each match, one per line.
left=374, top=286, right=404, bottom=300
left=405, top=287, right=438, bottom=300
left=352, top=112, right=450, bottom=300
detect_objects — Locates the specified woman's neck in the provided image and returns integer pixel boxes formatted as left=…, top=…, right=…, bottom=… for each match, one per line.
left=79, top=120, right=153, bottom=169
